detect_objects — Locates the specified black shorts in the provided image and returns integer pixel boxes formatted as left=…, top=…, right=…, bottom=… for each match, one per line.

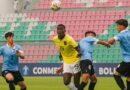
left=116, top=61, right=130, bottom=77
left=80, top=60, right=95, bottom=76
left=1, top=70, right=24, bottom=85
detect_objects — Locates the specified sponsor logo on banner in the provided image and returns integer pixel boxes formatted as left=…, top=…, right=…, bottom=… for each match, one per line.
left=33, top=67, right=59, bottom=75
left=18, top=63, right=118, bottom=77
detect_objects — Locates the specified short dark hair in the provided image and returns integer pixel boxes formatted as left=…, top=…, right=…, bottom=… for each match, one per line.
left=57, top=24, right=65, bottom=30
left=116, top=19, right=128, bottom=27
left=85, top=31, right=96, bottom=37
left=5, top=32, right=14, bottom=39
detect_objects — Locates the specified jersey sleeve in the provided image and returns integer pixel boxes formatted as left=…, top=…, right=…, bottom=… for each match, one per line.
left=69, top=37, right=78, bottom=48
left=114, top=33, right=122, bottom=41
left=53, top=36, right=57, bottom=44
left=17, top=45, right=24, bottom=53
left=0, top=47, right=3, bottom=55
left=85, top=37, right=99, bottom=44
left=93, top=38, right=99, bottom=44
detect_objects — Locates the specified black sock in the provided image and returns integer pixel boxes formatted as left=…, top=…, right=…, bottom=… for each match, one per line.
left=21, top=88, right=27, bottom=90
left=8, top=81, right=15, bottom=90
left=113, top=75, right=126, bottom=90
left=127, top=80, right=130, bottom=90
left=78, top=82, right=87, bottom=90
left=89, top=82, right=96, bottom=90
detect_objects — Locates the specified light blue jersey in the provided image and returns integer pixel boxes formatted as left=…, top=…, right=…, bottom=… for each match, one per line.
left=0, top=44, right=23, bottom=71
left=79, top=37, right=99, bottom=61
left=114, top=29, right=130, bottom=63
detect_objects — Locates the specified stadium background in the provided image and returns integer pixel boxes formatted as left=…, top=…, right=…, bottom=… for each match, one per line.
left=0, top=0, right=130, bottom=90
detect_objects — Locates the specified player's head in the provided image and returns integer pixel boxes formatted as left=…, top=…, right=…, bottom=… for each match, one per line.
left=5, top=32, right=14, bottom=44
left=116, top=19, right=128, bottom=32
left=57, top=24, right=66, bottom=40
left=85, top=31, right=96, bottom=37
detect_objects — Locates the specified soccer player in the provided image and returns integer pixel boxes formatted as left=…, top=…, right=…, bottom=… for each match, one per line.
left=0, top=32, right=27, bottom=90
left=78, top=31, right=110, bottom=90
left=108, top=19, right=130, bottom=90
left=53, top=24, right=81, bottom=90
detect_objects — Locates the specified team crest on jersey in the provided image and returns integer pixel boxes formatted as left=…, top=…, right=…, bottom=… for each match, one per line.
left=64, top=41, right=67, bottom=45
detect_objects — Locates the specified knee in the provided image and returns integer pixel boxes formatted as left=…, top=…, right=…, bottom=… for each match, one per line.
left=113, top=74, right=121, bottom=78
left=91, top=77, right=97, bottom=83
left=82, top=74, right=90, bottom=83
left=114, top=71, right=121, bottom=76
left=127, top=77, right=130, bottom=82
left=21, top=86, right=27, bottom=90
left=64, top=80, right=71, bottom=85
left=5, top=74, right=14, bottom=81
left=20, top=84, right=27, bottom=90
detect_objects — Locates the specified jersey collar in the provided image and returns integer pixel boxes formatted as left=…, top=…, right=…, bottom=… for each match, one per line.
left=58, top=35, right=67, bottom=41
left=6, top=44, right=16, bottom=49
left=120, top=27, right=129, bottom=33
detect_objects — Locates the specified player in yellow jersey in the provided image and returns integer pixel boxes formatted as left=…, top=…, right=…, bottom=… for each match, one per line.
left=53, top=24, right=81, bottom=90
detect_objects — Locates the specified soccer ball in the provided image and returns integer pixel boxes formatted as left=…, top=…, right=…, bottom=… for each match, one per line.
left=51, top=0, right=61, bottom=11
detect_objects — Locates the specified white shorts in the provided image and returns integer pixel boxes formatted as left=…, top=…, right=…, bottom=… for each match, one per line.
left=63, top=62, right=81, bottom=74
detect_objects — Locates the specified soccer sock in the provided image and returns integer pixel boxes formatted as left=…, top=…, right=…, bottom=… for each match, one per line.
left=113, top=75, right=126, bottom=90
left=21, top=88, right=26, bottom=90
left=67, top=82, right=78, bottom=90
left=78, top=82, right=87, bottom=90
left=88, top=82, right=96, bottom=90
left=8, top=81, right=15, bottom=90
left=126, top=80, right=130, bottom=90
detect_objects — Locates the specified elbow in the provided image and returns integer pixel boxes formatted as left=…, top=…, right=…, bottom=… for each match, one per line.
left=22, top=57, right=25, bottom=59
left=20, top=56, right=25, bottom=59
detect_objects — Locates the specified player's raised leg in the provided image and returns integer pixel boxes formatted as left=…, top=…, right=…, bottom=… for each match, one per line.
left=2, top=72, right=15, bottom=90
left=89, top=74, right=97, bottom=90
left=113, top=71, right=126, bottom=90
left=78, top=73, right=90, bottom=90
left=17, top=81, right=27, bottom=90
left=78, top=60, right=92, bottom=90
left=126, top=63, right=130, bottom=90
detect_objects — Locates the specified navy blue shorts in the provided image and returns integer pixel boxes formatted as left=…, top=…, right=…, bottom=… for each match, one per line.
left=1, top=70, right=24, bottom=85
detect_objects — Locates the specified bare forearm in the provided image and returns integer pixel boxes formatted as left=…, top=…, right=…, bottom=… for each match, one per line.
left=97, top=41, right=110, bottom=47
left=75, top=46, right=82, bottom=57
left=19, top=54, right=25, bottom=59
left=16, top=52, right=25, bottom=59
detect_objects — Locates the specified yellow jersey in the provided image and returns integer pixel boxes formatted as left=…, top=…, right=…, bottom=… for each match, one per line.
left=53, top=34, right=79, bottom=64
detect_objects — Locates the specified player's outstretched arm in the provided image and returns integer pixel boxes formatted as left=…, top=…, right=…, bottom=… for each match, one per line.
left=16, top=50, right=25, bottom=59
left=75, top=46, right=82, bottom=57
left=56, top=64, right=63, bottom=74
left=97, top=40, right=111, bottom=48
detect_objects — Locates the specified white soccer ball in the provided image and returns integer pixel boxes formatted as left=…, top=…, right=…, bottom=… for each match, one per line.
left=51, top=0, right=61, bottom=11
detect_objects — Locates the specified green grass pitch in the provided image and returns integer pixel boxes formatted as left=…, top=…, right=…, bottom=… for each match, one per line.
left=0, top=77, right=125, bottom=90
